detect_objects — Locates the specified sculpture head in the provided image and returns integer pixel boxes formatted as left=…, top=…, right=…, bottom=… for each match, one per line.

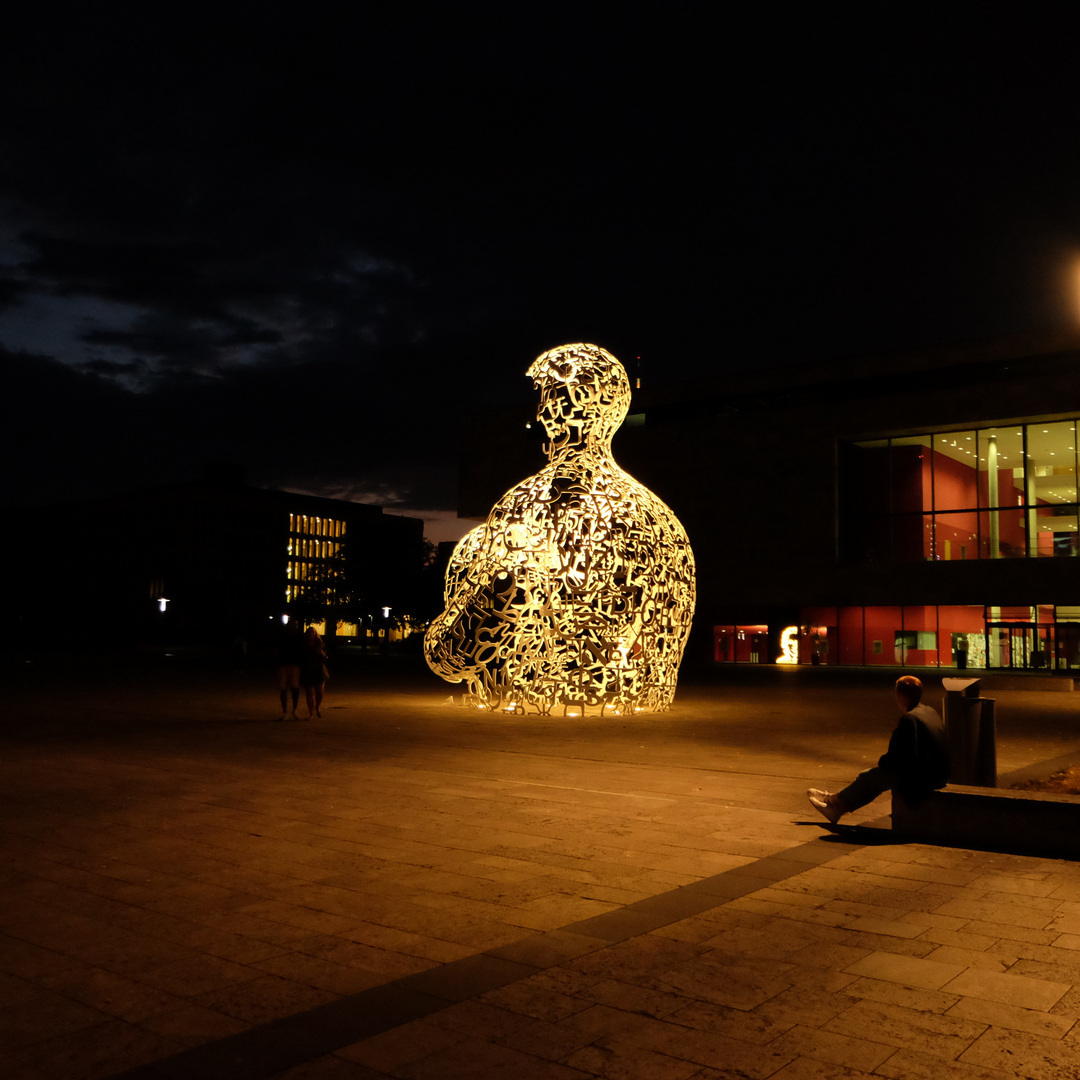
left=526, top=343, right=631, bottom=459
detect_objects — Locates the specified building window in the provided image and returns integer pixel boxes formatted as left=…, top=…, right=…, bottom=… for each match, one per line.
left=842, top=420, right=1079, bottom=561
left=713, top=625, right=768, bottom=663
left=285, top=513, right=348, bottom=606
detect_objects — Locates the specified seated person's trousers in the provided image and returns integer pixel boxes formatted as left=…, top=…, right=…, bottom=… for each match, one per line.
left=837, top=767, right=898, bottom=812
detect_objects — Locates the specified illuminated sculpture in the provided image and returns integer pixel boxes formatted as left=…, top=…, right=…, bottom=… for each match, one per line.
left=425, top=343, right=696, bottom=714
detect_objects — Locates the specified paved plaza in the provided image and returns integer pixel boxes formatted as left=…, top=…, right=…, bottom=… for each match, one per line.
left=5, top=651, right=1080, bottom=1079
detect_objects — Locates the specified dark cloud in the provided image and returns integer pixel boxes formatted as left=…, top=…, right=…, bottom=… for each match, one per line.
left=0, top=276, right=26, bottom=313
left=4, top=6, right=1080, bottom=520
left=80, top=356, right=151, bottom=379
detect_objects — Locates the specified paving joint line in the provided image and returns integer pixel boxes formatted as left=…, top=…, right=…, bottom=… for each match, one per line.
left=104, top=830, right=867, bottom=1080
left=487, top=778, right=677, bottom=801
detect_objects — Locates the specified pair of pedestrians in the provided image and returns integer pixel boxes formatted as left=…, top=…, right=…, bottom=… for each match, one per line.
left=273, top=619, right=328, bottom=720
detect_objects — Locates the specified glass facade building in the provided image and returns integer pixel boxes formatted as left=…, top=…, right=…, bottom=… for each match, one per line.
left=842, top=421, right=1080, bottom=563
left=714, top=416, right=1080, bottom=670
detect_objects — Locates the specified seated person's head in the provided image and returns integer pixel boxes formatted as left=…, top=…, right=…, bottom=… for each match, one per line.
left=895, top=675, right=923, bottom=710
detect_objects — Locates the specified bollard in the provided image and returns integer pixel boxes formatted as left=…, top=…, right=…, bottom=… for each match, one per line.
left=942, top=678, right=996, bottom=787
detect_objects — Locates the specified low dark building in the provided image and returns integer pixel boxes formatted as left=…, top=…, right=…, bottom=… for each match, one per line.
left=458, top=330, right=1080, bottom=673
left=15, top=465, right=424, bottom=648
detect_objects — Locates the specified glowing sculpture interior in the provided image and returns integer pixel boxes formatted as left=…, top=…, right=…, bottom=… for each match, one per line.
left=425, top=343, right=696, bottom=714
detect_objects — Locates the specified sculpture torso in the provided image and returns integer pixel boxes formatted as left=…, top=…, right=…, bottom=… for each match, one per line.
left=425, top=344, right=695, bottom=713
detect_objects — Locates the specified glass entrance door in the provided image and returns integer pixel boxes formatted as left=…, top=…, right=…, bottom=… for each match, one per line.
left=986, top=623, right=1050, bottom=669
left=1033, top=624, right=1054, bottom=669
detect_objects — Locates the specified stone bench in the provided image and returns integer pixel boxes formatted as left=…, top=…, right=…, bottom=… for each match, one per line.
left=890, top=784, right=1080, bottom=860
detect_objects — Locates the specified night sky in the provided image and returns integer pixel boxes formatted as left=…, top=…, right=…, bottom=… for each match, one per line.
left=4, top=6, right=1080, bottom=540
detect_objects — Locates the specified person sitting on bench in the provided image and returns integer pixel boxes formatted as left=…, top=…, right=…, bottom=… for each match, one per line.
left=808, top=675, right=950, bottom=824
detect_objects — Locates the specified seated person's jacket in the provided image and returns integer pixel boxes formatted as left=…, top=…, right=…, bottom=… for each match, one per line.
left=878, top=703, right=951, bottom=803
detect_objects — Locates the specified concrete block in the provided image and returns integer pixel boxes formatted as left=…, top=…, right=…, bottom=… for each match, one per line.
left=892, top=786, right=1080, bottom=859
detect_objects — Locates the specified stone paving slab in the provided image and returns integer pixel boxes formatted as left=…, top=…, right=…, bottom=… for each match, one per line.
left=4, top=655, right=1080, bottom=1077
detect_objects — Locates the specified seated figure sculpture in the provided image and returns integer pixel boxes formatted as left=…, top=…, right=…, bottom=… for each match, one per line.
left=425, top=343, right=696, bottom=713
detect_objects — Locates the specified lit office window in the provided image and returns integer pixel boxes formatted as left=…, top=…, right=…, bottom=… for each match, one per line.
left=845, top=420, right=1080, bottom=561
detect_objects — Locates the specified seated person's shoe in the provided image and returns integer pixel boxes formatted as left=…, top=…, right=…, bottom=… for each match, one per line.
left=808, top=793, right=844, bottom=824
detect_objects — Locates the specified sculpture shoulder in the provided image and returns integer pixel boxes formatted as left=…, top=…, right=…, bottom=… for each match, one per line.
left=485, top=456, right=692, bottom=554
left=615, top=466, right=694, bottom=541
left=487, top=460, right=591, bottom=513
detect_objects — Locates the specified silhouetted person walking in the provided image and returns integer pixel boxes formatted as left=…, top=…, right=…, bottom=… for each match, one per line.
left=274, top=618, right=303, bottom=720
left=299, top=626, right=328, bottom=719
